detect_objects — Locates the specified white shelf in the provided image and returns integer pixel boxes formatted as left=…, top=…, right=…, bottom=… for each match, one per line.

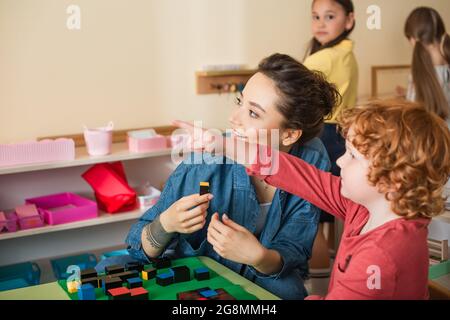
left=0, top=142, right=173, bottom=175
left=0, top=208, right=146, bottom=241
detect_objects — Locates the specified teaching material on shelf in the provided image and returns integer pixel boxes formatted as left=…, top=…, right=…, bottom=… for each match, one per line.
left=136, top=183, right=161, bottom=210
left=15, top=204, right=44, bottom=230
left=0, top=208, right=143, bottom=241
left=127, top=129, right=167, bottom=153
left=25, top=193, right=98, bottom=226
left=196, top=69, right=256, bottom=94
left=83, top=121, right=114, bottom=156
left=82, top=162, right=137, bottom=213
left=0, top=139, right=75, bottom=168
left=0, top=211, right=18, bottom=233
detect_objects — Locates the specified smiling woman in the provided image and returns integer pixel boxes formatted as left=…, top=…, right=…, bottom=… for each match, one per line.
left=118, top=53, right=340, bottom=300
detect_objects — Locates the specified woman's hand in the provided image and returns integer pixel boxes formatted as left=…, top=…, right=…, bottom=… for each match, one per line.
left=207, top=212, right=266, bottom=266
left=172, top=120, right=261, bottom=169
left=160, top=193, right=213, bottom=234
left=172, top=120, right=225, bottom=154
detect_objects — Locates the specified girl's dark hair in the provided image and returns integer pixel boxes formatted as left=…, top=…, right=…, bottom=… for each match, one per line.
left=258, top=53, right=341, bottom=144
left=304, top=0, right=355, bottom=59
left=404, top=7, right=450, bottom=120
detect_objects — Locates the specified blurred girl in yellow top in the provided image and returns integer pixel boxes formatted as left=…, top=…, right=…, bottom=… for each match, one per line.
left=303, top=0, right=358, bottom=277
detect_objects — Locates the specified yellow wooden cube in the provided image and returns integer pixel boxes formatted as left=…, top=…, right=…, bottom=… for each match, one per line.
left=67, top=280, right=81, bottom=293
left=142, top=267, right=156, bottom=281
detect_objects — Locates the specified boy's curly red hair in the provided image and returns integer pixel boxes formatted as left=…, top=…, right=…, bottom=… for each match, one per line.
left=339, top=99, right=450, bottom=219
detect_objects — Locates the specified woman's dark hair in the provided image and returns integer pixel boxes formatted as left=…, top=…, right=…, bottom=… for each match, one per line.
left=304, top=0, right=355, bottom=59
left=404, top=7, right=450, bottom=120
left=258, top=53, right=341, bottom=144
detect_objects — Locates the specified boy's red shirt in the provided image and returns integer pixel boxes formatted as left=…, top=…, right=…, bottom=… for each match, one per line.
left=246, top=147, right=430, bottom=300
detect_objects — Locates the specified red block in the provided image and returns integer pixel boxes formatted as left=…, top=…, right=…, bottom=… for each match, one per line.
left=108, top=287, right=131, bottom=300
left=130, top=287, right=149, bottom=300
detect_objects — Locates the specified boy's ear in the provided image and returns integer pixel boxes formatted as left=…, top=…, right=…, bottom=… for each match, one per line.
left=346, top=12, right=355, bottom=31
left=281, top=129, right=302, bottom=147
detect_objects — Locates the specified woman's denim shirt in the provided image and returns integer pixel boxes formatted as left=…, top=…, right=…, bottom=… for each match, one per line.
left=125, top=138, right=330, bottom=299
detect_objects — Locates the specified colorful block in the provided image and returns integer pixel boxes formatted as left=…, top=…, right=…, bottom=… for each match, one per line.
left=127, top=277, right=143, bottom=289
left=210, top=288, right=236, bottom=300
left=169, top=266, right=190, bottom=283
left=199, top=289, right=218, bottom=298
left=156, top=272, right=173, bottom=287
left=194, top=267, right=210, bottom=281
left=67, top=280, right=81, bottom=293
left=80, top=268, right=97, bottom=280
left=130, top=287, right=149, bottom=300
left=115, top=270, right=139, bottom=282
left=141, top=267, right=156, bottom=280
left=108, top=287, right=131, bottom=300
left=102, top=276, right=122, bottom=293
left=125, top=261, right=144, bottom=272
left=151, top=257, right=171, bottom=269
left=176, top=287, right=211, bottom=300
left=199, top=182, right=210, bottom=195
left=81, top=276, right=100, bottom=288
left=78, top=283, right=96, bottom=300
left=105, top=264, right=124, bottom=275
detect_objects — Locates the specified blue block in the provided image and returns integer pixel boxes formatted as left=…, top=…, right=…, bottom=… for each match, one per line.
left=78, top=283, right=96, bottom=300
left=157, top=272, right=173, bottom=280
left=200, top=289, right=218, bottom=298
left=194, top=267, right=209, bottom=274
left=127, top=277, right=143, bottom=288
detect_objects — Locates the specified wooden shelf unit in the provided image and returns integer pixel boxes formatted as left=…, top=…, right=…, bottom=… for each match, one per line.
left=196, top=69, right=257, bottom=94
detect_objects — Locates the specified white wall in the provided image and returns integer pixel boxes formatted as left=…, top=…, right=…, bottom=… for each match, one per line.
left=1, top=0, right=450, bottom=143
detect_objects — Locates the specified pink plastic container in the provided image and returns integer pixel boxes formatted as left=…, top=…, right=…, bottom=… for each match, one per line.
left=25, top=193, right=98, bottom=225
left=0, top=139, right=75, bottom=167
left=0, top=211, right=18, bottom=233
left=83, top=122, right=114, bottom=156
left=15, top=204, right=44, bottom=230
left=127, top=129, right=167, bottom=153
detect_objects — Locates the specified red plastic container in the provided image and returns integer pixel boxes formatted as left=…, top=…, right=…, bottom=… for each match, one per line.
left=25, top=193, right=98, bottom=225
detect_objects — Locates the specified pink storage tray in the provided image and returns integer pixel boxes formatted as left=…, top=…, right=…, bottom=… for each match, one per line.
left=0, top=139, right=75, bottom=167
left=25, top=193, right=98, bottom=225
left=127, top=130, right=168, bottom=153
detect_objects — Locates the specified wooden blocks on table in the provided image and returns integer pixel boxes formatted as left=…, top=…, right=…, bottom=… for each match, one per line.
left=199, top=182, right=210, bottom=195
left=194, top=267, right=210, bottom=281
left=142, top=267, right=156, bottom=280
left=151, top=257, right=171, bottom=269
left=177, top=287, right=236, bottom=300
left=78, top=283, right=96, bottom=300
left=170, top=266, right=190, bottom=283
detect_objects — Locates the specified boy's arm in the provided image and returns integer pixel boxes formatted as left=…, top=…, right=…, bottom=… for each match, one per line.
left=246, top=146, right=350, bottom=220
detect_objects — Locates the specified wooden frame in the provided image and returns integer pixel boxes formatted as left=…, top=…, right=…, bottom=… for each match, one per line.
left=196, top=70, right=256, bottom=95
left=371, top=65, right=410, bottom=99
